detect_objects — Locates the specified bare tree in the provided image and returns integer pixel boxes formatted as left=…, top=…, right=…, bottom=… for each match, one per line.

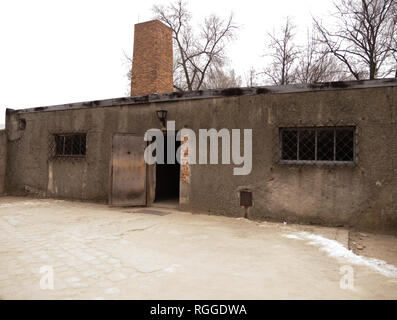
left=314, top=0, right=397, bottom=80
left=153, top=0, right=238, bottom=91
left=393, top=38, right=397, bottom=76
left=123, top=52, right=133, bottom=96
left=261, top=17, right=350, bottom=86
left=390, top=6, right=397, bottom=76
left=244, top=67, right=261, bottom=87
left=263, top=17, right=300, bottom=85
left=295, top=30, right=352, bottom=83
left=201, top=65, right=242, bottom=89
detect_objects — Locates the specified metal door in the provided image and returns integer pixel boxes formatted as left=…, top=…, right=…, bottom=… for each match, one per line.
left=110, top=134, right=146, bottom=206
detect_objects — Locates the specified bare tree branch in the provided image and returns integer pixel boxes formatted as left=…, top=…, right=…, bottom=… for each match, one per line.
left=244, top=67, right=262, bottom=87
left=152, top=0, right=239, bottom=91
left=295, top=29, right=353, bottom=83
left=200, top=64, right=242, bottom=89
left=313, top=0, right=397, bottom=80
left=262, top=17, right=300, bottom=85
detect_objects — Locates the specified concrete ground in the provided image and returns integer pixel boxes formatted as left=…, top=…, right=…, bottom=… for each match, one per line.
left=0, top=196, right=396, bottom=300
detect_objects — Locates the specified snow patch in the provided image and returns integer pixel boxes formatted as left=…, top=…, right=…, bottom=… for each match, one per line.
left=283, top=231, right=397, bottom=278
left=283, top=234, right=302, bottom=240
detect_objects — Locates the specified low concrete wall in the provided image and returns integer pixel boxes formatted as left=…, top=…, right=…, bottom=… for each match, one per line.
left=4, top=81, right=397, bottom=233
left=0, top=130, right=6, bottom=194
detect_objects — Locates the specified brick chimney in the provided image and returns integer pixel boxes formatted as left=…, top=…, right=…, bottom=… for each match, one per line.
left=130, top=20, right=173, bottom=96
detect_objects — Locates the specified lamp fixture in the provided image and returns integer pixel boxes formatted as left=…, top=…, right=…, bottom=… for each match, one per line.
left=156, top=109, right=168, bottom=128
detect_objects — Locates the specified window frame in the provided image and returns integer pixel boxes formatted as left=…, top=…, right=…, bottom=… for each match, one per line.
left=279, top=126, right=356, bottom=165
left=53, top=133, right=87, bottom=158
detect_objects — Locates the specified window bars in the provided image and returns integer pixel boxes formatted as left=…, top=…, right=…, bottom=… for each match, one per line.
left=279, top=127, right=355, bottom=164
left=53, top=133, right=86, bottom=157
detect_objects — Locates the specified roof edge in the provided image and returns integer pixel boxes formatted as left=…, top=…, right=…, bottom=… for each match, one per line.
left=8, top=78, right=397, bottom=115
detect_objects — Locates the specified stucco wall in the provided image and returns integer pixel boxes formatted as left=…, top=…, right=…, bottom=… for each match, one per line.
left=0, top=130, right=6, bottom=194
left=5, top=85, right=397, bottom=233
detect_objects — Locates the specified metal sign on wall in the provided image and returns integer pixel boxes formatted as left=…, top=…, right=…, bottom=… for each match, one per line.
left=110, top=134, right=146, bottom=206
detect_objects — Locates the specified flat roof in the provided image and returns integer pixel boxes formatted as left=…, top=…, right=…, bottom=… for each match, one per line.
left=7, top=78, right=397, bottom=115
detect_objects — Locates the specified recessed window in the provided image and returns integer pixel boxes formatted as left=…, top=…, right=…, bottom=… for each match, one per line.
left=54, top=134, right=86, bottom=157
left=280, top=127, right=355, bottom=163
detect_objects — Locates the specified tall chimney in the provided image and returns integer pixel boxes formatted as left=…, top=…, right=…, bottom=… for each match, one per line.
left=130, top=20, right=173, bottom=96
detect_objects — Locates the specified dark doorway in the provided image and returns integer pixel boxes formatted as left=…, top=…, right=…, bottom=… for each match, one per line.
left=154, top=135, right=180, bottom=206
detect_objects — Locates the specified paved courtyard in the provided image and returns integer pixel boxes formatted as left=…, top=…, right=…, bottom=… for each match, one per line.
left=0, top=196, right=396, bottom=299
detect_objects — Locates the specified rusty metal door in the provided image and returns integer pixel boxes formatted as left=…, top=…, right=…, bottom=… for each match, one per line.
left=110, top=134, right=146, bottom=206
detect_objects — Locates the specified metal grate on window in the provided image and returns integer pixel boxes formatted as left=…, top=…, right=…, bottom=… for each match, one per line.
left=54, top=134, right=86, bottom=157
left=279, top=127, right=355, bottom=164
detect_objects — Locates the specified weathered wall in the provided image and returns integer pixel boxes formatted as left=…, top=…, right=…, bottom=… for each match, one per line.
left=0, top=130, right=6, bottom=194
left=5, top=84, right=397, bottom=233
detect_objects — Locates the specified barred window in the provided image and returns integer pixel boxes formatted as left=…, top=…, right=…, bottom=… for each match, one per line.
left=54, top=134, right=86, bottom=157
left=280, top=127, right=355, bottom=163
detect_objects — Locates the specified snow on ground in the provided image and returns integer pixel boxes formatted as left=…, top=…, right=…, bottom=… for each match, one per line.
left=283, top=232, right=397, bottom=278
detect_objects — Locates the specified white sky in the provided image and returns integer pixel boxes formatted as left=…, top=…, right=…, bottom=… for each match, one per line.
left=0, top=0, right=334, bottom=126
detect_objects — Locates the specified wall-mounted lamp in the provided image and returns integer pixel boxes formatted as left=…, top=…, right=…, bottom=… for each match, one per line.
left=156, top=109, right=168, bottom=128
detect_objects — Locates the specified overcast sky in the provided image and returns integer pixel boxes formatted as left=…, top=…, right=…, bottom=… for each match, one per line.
left=0, top=0, right=335, bottom=126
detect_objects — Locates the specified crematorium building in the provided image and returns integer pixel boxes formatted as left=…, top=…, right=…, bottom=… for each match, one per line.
left=0, top=20, right=396, bottom=234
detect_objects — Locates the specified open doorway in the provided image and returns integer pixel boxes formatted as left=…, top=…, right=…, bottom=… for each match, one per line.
left=154, top=135, right=180, bottom=208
